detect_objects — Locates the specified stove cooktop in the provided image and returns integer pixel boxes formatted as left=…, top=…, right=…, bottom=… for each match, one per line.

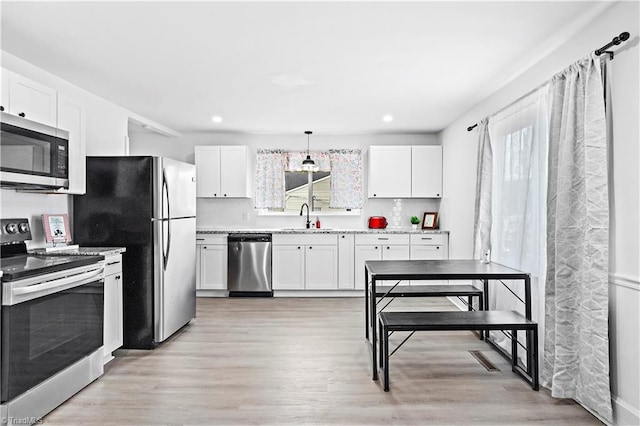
left=0, top=253, right=105, bottom=281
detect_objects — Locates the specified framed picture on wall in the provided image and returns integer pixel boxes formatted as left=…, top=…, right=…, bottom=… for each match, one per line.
left=421, top=212, right=438, bottom=230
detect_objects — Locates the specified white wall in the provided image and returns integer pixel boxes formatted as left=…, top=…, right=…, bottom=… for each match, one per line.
left=129, top=132, right=442, bottom=230
left=1, top=51, right=143, bottom=246
left=439, top=2, right=639, bottom=423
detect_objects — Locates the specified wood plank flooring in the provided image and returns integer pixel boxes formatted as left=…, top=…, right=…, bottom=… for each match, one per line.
left=44, top=297, right=600, bottom=425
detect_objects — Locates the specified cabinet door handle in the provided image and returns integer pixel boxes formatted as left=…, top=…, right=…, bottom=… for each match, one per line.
left=203, top=246, right=207, bottom=249
left=378, top=237, right=389, bottom=240
left=309, top=246, right=313, bottom=249
left=373, top=194, right=377, bottom=197
left=18, top=112, right=26, bottom=117
left=214, top=193, right=217, bottom=197
left=224, top=194, right=227, bottom=197
left=374, top=246, right=378, bottom=250
left=115, top=275, right=121, bottom=280
left=197, top=238, right=205, bottom=241
left=106, top=261, right=121, bottom=266
left=297, top=246, right=301, bottom=249
left=0, top=106, right=4, bottom=111
left=436, top=246, right=440, bottom=249
left=386, top=246, right=390, bottom=249
left=437, top=193, right=440, bottom=197
left=341, top=235, right=345, bottom=239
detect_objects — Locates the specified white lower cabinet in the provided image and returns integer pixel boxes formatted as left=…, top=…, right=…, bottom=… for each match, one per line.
left=337, top=234, right=355, bottom=289
left=409, top=233, right=449, bottom=285
left=197, top=235, right=228, bottom=291
left=272, top=245, right=305, bottom=289
left=354, top=234, right=410, bottom=289
left=273, top=234, right=338, bottom=290
left=103, top=254, right=123, bottom=364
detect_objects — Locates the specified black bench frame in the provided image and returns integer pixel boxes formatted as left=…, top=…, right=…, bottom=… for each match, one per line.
left=378, top=310, right=539, bottom=392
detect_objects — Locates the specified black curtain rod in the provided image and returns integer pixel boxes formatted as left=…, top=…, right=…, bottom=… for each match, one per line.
left=466, top=31, right=631, bottom=132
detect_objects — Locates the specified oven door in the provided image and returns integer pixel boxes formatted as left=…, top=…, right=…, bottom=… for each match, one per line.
left=1, top=265, right=104, bottom=403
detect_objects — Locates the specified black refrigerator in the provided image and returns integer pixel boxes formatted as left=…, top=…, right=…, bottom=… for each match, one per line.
left=74, top=156, right=196, bottom=349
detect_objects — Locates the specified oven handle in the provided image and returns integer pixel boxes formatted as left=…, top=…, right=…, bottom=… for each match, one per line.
left=12, top=268, right=104, bottom=299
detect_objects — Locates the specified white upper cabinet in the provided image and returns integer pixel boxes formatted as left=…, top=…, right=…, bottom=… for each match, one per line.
left=411, top=146, right=442, bottom=198
left=195, top=145, right=250, bottom=198
left=56, top=93, right=86, bottom=194
left=3, top=70, right=57, bottom=127
left=368, top=146, right=412, bottom=198
left=368, top=145, right=442, bottom=198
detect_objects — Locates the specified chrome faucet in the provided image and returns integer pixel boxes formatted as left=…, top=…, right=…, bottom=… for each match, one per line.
left=300, top=203, right=311, bottom=229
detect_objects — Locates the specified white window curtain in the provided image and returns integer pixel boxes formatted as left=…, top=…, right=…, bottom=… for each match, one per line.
left=254, top=149, right=285, bottom=209
left=329, top=149, right=363, bottom=209
left=543, top=54, right=611, bottom=422
left=485, top=86, right=549, bottom=361
left=254, top=149, right=363, bottom=210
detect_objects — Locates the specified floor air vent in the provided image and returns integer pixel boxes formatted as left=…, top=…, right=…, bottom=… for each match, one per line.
left=469, top=350, right=499, bottom=371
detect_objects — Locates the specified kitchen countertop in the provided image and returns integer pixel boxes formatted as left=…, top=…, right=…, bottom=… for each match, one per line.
left=30, top=247, right=127, bottom=257
left=197, top=228, right=448, bottom=234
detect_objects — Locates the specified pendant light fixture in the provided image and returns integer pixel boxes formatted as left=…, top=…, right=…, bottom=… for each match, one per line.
left=301, top=130, right=319, bottom=171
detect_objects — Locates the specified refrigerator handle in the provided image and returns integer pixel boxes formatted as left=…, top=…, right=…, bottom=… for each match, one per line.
left=162, top=168, right=172, bottom=271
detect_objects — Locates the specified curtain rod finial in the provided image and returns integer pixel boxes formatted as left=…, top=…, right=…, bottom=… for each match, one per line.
left=467, top=123, right=478, bottom=132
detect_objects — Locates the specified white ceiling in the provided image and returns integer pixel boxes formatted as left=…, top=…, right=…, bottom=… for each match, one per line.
left=1, top=1, right=610, bottom=135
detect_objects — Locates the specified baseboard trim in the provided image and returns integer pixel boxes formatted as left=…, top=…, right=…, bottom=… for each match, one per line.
left=273, top=290, right=362, bottom=298
left=609, top=273, right=640, bottom=291
left=613, top=393, right=640, bottom=426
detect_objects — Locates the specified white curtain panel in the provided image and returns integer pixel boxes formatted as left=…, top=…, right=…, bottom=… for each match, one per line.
left=472, top=118, right=492, bottom=260
left=254, top=149, right=285, bottom=209
left=543, top=55, right=612, bottom=421
left=329, top=149, right=363, bottom=209
left=486, top=87, right=550, bottom=357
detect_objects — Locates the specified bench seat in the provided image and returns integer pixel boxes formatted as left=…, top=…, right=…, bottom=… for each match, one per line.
left=374, top=284, right=483, bottom=298
left=378, top=310, right=538, bottom=392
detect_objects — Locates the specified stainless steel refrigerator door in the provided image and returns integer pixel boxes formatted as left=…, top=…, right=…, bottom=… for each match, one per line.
left=153, top=217, right=196, bottom=342
left=153, top=157, right=196, bottom=220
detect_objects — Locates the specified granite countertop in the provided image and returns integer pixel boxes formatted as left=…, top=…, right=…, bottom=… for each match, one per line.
left=30, top=247, right=127, bottom=257
left=197, top=228, right=448, bottom=235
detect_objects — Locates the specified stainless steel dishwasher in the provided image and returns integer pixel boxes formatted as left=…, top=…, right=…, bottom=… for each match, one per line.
left=227, top=233, right=273, bottom=297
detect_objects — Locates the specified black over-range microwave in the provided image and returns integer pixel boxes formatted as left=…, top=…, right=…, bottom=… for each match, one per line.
left=0, top=111, right=69, bottom=190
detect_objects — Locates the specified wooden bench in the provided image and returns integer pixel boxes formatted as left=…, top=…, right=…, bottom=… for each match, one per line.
left=378, top=310, right=539, bottom=392
left=366, top=284, right=484, bottom=339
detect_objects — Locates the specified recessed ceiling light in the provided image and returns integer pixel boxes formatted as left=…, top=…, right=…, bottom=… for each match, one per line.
left=211, top=116, right=223, bottom=123
left=382, top=115, right=393, bottom=122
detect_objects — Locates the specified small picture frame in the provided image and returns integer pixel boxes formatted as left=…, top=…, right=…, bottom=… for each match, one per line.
left=42, top=214, right=72, bottom=243
left=421, top=212, right=438, bottom=230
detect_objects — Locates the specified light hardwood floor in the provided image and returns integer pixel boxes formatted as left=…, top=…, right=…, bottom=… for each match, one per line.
left=44, top=297, right=600, bottom=425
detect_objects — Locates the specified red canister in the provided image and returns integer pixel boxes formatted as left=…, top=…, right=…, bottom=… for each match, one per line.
left=368, top=216, right=388, bottom=229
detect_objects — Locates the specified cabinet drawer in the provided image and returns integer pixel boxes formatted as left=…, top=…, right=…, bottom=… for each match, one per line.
left=355, top=234, right=409, bottom=245
left=410, top=233, right=446, bottom=245
left=273, top=233, right=337, bottom=246
left=196, top=234, right=227, bottom=245
left=104, top=254, right=123, bottom=277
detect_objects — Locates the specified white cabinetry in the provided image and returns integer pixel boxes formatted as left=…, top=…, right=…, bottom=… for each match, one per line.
left=409, top=233, right=449, bottom=285
left=195, top=146, right=250, bottom=198
left=368, top=145, right=442, bottom=198
left=56, top=93, right=86, bottom=194
left=1, top=69, right=87, bottom=194
left=338, top=233, right=355, bottom=289
left=196, top=234, right=228, bottom=291
left=103, top=254, right=123, bottom=364
left=368, top=146, right=412, bottom=198
left=354, top=234, right=410, bottom=289
left=273, top=234, right=338, bottom=290
left=2, top=69, right=57, bottom=126
left=411, top=146, right=442, bottom=198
